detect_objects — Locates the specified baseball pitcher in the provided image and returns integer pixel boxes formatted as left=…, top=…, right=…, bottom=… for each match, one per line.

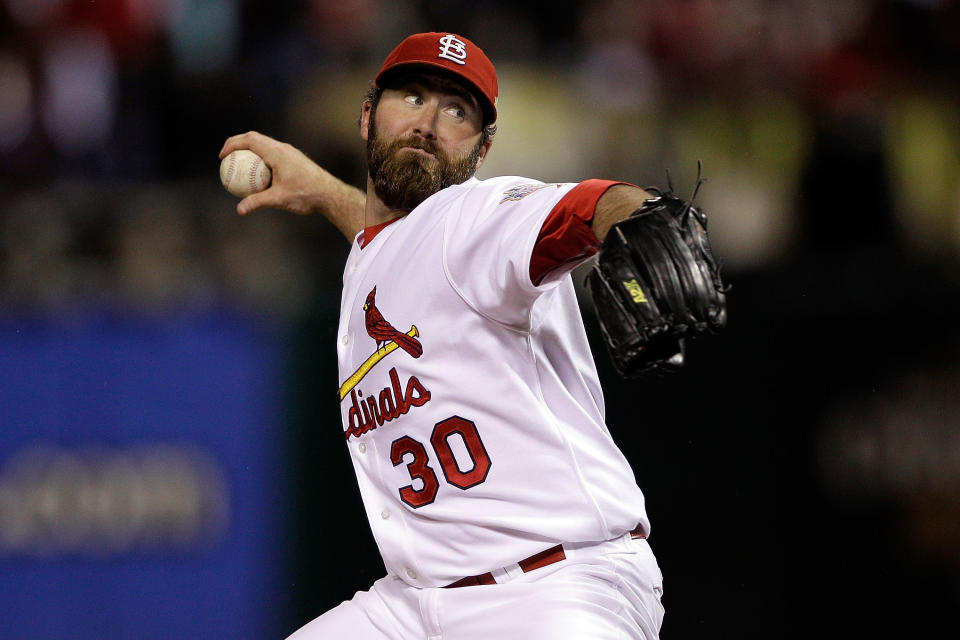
left=221, top=31, right=726, bottom=640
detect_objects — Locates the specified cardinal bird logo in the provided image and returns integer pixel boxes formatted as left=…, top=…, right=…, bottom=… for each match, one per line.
left=337, top=287, right=432, bottom=434
left=363, top=287, right=423, bottom=358
left=337, top=286, right=422, bottom=401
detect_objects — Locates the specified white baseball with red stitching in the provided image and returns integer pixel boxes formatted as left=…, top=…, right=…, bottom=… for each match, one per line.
left=219, top=149, right=271, bottom=197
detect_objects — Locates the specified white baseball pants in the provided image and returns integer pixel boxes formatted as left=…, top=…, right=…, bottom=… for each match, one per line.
left=286, top=534, right=664, bottom=640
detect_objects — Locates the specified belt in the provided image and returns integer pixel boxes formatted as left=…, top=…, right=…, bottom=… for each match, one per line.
left=444, top=524, right=646, bottom=589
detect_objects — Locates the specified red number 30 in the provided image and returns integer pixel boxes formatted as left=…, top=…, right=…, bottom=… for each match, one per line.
left=390, top=416, right=491, bottom=508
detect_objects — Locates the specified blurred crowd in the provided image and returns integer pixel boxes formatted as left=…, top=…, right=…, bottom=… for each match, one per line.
left=0, top=0, right=958, bottom=316
left=0, top=179, right=335, bottom=319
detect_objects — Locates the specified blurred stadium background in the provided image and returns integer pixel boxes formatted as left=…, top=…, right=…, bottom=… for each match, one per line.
left=1, top=1, right=958, bottom=638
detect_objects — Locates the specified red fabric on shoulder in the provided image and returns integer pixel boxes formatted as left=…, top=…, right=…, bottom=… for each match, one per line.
left=529, top=179, right=630, bottom=285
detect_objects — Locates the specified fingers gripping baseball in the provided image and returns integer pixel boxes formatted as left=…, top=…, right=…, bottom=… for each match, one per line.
left=219, top=131, right=327, bottom=216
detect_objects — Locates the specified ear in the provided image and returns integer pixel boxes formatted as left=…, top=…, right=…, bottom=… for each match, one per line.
left=360, top=101, right=373, bottom=141
left=474, top=139, right=493, bottom=171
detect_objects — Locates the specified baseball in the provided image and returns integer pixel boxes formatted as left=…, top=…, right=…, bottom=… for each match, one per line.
left=220, top=149, right=271, bottom=198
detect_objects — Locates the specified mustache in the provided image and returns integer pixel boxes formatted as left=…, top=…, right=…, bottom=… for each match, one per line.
left=388, top=136, right=443, bottom=158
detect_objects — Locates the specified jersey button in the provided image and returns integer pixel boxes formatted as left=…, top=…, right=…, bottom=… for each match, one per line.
left=406, top=568, right=417, bottom=580
left=341, top=334, right=350, bottom=346
left=380, top=510, right=390, bottom=520
left=358, top=442, right=367, bottom=454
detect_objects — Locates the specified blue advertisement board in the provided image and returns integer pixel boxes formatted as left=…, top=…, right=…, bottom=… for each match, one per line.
left=0, top=309, right=292, bottom=640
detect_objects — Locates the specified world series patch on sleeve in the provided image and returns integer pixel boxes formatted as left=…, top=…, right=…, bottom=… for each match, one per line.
left=586, top=173, right=728, bottom=376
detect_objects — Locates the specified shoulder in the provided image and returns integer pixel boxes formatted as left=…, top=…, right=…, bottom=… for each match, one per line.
left=440, top=176, right=579, bottom=252
left=437, top=176, right=573, bottom=219
left=446, top=176, right=558, bottom=201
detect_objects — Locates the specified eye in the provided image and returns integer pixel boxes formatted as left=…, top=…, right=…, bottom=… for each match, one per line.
left=445, top=105, right=466, bottom=119
left=404, top=93, right=424, bottom=106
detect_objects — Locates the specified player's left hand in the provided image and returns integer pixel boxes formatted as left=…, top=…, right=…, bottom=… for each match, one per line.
left=586, top=172, right=727, bottom=376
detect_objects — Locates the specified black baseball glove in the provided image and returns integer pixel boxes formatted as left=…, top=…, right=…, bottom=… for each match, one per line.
left=586, top=172, right=727, bottom=376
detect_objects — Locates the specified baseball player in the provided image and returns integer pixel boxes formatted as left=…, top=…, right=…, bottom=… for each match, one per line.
left=222, top=32, right=666, bottom=639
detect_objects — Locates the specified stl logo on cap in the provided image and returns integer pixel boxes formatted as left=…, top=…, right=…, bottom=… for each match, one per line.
left=437, top=34, right=468, bottom=65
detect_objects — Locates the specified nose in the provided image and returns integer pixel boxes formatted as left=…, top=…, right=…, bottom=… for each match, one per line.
left=411, top=102, right=439, bottom=140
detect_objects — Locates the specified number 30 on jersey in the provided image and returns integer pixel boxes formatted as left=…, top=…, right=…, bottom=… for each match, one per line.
left=390, top=416, right=491, bottom=507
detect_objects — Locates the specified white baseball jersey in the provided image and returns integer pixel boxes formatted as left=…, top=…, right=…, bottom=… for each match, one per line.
left=335, top=175, right=649, bottom=588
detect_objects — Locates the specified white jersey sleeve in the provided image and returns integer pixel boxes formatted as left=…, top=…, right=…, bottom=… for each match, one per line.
left=440, top=177, right=584, bottom=328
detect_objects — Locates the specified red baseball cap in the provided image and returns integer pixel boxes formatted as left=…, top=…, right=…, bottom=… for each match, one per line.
left=375, top=32, right=498, bottom=125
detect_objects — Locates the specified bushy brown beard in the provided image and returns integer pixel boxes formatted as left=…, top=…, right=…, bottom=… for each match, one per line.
left=366, top=111, right=484, bottom=212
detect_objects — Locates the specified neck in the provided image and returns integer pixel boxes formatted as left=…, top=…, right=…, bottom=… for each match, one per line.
left=364, top=176, right=408, bottom=228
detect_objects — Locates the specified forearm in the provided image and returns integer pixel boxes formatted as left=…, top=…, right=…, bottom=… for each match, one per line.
left=309, top=169, right=366, bottom=241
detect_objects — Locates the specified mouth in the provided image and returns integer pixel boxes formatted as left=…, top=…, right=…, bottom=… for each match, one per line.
left=400, top=146, right=436, bottom=160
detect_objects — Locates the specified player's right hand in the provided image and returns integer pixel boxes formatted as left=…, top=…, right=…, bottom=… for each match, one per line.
left=219, top=131, right=330, bottom=217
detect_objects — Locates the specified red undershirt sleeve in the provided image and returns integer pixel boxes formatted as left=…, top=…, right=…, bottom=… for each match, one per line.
left=529, top=179, right=632, bottom=285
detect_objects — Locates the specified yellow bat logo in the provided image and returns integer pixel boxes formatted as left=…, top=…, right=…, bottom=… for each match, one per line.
left=338, top=325, right=419, bottom=401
